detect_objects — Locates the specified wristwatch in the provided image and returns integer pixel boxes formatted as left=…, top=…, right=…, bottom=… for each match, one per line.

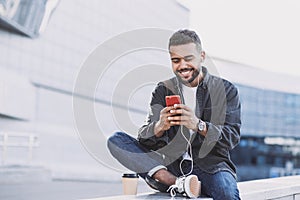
left=198, top=120, right=206, bottom=132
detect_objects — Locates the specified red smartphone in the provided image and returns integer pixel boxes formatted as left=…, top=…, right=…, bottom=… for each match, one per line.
left=165, top=95, right=181, bottom=107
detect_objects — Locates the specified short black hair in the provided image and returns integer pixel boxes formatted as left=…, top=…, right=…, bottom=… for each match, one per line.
left=168, top=29, right=202, bottom=52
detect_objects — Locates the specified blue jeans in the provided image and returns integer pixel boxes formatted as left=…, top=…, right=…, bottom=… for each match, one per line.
left=107, top=132, right=240, bottom=200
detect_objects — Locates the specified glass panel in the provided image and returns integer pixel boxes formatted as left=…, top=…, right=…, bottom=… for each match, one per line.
left=0, top=0, right=59, bottom=38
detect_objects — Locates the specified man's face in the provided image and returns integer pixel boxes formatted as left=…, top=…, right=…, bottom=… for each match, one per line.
left=169, top=43, right=205, bottom=86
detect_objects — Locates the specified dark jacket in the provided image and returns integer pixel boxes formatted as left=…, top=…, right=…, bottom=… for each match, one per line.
left=137, top=67, right=241, bottom=176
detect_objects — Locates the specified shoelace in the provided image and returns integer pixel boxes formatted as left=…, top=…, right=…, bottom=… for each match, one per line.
left=167, top=185, right=177, bottom=197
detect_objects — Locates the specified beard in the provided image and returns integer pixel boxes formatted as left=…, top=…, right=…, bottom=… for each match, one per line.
left=175, top=68, right=200, bottom=85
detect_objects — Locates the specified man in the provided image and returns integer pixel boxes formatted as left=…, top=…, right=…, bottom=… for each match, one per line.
left=108, top=29, right=241, bottom=199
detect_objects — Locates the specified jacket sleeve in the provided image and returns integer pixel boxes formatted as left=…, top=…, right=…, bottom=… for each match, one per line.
left=202, top=80, right=241, bottom=151
left=137, top=82, right=169, bottom=150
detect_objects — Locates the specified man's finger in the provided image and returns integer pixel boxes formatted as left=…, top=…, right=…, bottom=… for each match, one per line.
left=170, top=108, right=191, bottom=116
left=174, top=104, right=192, bottom=111
left=161, top=106, right=173, bottom=114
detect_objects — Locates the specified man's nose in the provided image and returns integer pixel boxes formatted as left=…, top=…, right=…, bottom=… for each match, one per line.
left=179, top=60, right=188, bottom=68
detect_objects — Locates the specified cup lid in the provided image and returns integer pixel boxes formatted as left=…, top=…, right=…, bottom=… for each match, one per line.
left=122, top=173, right=139, bottom=178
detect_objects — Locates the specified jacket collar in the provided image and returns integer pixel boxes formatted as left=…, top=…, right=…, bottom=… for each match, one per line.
left=199, top=66, right=209, bottom=90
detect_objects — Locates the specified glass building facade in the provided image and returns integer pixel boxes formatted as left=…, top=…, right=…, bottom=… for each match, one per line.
left=231, top=83, right=300, bottom=181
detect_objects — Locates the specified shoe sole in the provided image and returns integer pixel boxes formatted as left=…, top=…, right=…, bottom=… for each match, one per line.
left=184, top=175, right=200, bottom=198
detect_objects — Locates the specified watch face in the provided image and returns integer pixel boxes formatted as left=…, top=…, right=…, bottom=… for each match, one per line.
left=198, top=121, right=205, bottom=131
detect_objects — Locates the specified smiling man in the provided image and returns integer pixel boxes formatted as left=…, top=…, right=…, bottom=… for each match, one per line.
left=108, top=29, right=241, bottom=199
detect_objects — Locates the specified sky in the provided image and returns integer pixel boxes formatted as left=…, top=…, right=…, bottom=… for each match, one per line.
left=181, top=0, right=300, bottom=77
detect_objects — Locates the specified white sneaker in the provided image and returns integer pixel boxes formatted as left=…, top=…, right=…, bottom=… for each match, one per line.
left=167, top=175, right=200, bottom=198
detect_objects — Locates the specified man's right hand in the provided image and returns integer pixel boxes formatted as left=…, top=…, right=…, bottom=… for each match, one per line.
left=154, top=106, right=176, bottom=137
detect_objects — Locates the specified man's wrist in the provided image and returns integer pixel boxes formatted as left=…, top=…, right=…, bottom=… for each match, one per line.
left=197, top=120, right=207, bottom=136
left=154, top=121, right=164, bottom=137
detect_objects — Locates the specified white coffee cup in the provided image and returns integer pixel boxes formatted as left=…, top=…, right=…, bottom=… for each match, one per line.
left=122, top=173, right=139, bottom=195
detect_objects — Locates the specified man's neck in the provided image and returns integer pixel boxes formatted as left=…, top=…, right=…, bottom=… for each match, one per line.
left=184, top=71, right=204, bottom=88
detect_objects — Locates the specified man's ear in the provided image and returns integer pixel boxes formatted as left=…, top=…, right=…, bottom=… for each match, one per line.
left=200, top=51, right=206, bottom=62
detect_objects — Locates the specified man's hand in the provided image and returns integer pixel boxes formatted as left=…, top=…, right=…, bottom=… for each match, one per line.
left=167, top=104, right=199, bottom=131
left=155, top=104, right=207, bottom=137
left=154, top=106, right=175, bottom=137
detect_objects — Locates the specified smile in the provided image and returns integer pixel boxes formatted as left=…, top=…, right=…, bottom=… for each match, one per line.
left=178, top=68, right=194, bottom=75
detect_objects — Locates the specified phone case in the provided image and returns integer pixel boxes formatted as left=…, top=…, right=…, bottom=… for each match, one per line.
left=165, top=95, right=181, bottom=107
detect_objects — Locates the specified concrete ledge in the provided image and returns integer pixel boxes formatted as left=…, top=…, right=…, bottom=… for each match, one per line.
left=82, top=192, right=212, bottom=199
left=83, top=176, right=300, bottom=200
left=238, top=175, right=300, bottom=200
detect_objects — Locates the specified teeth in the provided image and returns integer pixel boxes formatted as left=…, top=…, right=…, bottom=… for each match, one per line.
left=179, top=68, right=192, bottom=73
left=179, top=69, right=192, bottom=75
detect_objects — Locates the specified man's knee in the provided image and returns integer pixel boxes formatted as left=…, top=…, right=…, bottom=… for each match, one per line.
left=108, top=131, right=126, bottom=141
left=203, top=171, right=240, bottom=200
left=107, top=132, right=125, bottom=152
left=107, top=131, right=138, bottom=155
left=215, top=180, right=240, bottom=200
left=220, top=187, right=240, bottom=200
left=107, top=132, right=128, bottom=146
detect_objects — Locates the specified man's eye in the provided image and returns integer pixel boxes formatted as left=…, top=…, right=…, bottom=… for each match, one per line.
left=172, top=59, right=180, bottom=64
left=184, top=58, right=193, bottom=62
